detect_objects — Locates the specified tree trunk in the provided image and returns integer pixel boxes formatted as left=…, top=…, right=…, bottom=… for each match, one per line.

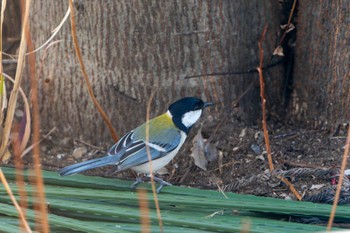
left=28, top=1, right=283, bottom=146
left=291, top=1, right=350, bottom=129
left=2, top=0, right=21, bottom=75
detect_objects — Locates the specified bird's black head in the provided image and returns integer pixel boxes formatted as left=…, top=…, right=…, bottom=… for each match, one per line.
left=168, top=97, right=214, bottom=134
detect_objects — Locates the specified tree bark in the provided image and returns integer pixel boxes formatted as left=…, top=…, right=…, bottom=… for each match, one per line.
left=28, top=1, right=283, bottom=145
left=2, top=0, right=21, bottom=74
left=291, top=1, right=350, bottom=129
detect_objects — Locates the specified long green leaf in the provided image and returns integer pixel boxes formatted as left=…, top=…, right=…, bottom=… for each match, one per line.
left=1, top=167, right=347, bottom=232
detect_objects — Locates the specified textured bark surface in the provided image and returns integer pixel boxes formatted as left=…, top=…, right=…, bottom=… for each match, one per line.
left=28, top=1, right=283, bottom=145
left=291, top=1, right=350, bottom=128
left=2, top=0, right=21, bottom=75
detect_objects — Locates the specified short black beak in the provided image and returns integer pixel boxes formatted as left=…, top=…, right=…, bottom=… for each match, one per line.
left=203, top=102, right=215, bottom=108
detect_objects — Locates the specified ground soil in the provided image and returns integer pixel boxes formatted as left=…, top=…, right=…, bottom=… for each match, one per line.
left=14, top=111, right=348, bottom=203
left=8, top=109, right=350, bottom=229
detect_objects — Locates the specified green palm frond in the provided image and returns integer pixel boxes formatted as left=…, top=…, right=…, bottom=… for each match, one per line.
left=1, top=167, right=348, bottom=233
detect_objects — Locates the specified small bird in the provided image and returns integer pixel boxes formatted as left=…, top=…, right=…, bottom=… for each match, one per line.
left=58, top=97, right=214, bottom=193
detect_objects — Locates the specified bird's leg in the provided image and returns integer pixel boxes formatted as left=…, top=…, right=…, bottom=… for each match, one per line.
left=147, top=174, right=172, bottom=193
left=131, top=176, right=143, bottom=190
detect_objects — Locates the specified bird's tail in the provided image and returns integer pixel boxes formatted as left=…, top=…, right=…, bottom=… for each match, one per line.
left=58, top=156, right=116, bottom=176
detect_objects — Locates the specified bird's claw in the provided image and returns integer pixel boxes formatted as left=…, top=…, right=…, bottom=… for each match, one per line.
left=153, top=176, right=172, bottom=193
left=131, top=177, right=143, bottom=190
left=131, top=175, right=172, bottom=193
left=156, top=181, right=172, bottom=193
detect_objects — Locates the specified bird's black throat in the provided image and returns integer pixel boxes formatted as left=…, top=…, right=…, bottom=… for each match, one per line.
left=172, top=115, right=190, bottom=134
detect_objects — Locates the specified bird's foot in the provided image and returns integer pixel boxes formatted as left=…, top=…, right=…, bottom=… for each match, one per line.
left=149, top=175, right=172, bottom=193
left=131, top=176, right=143, bottom=190
left=131, top=175, right=172, bottom=193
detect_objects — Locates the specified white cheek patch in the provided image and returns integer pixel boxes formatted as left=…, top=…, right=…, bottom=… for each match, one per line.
left=182, top=110, right=202, bottom=127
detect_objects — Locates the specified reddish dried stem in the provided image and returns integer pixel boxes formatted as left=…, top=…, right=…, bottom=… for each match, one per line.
left=26, top=13, right=50, bottom=233
left=327, top=126, right=350, bottom=231
left=278, top=0, right=297, bottom=46
left=12, top=124, right=28, bottom=230
left=258, top=26, right=302, bottom=201
left=18, top=0, right=51, bottom=231
left=68, top=0, right=119, bottom=142
left=257, top=25, right=274, bottom=171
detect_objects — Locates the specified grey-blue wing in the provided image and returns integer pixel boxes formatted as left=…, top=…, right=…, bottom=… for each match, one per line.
left=117, top=146, right=160, bottom=171
left=106, top=129, right=181, bottom=171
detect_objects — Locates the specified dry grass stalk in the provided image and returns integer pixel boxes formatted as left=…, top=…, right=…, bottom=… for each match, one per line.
left=0, top=168, right=32, bottom=232
left=240, top=218, right=251, bottom=233
left=0, top=0, right=29, bottom=162
left=0, top=0, right=6, bottom=160
left=0, top=0, right=6, bottom=155
left=12, top=123, right=29, bottom=231
left=327, top=126, right=350, bottom=231
left=137, top=188, right=151, bottom=233
left=22, top=1, right=50, bottom=232
left=25, top=6, right=70, bottom=56
left=145, top=89, right=164, bottom=233
left=0, top=0, right=6, bottom=74
left=1, top=73, right=31, bottom=161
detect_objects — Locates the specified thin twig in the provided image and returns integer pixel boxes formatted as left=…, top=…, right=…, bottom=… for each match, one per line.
left=0, top=168, right=32, bottom=233
left=327, top=125, right=350, bottom=231
left=1, top=7, right=69, bottom=57
left=177, top=1, right=297, bottom=81
left=145, top=89, right=164, bottom=233
left=265, top=0, right=297, bottom=68
left=278, top=0, right=297, bottom=46
left=25, top=7, right=70, bottom=56
left=279, top=176, right=302, bottom=201
left=209, top=161, right=240, bottom=172
left=216, top=182, right=228, bottom=199
left=278, top=159, right=327, bottom=169
left=68, top=0, right=119, bottom=142
left=179, top=165, right=192, bottom=183
left=231, top=79, right=257, bottom=108
left=207, top=113, right=227, bottom=143
left=184, top=59, right=284, bottom=79
left=74, top=139, right=105, bottom=152
left=20, top=127, right=57, bottom=158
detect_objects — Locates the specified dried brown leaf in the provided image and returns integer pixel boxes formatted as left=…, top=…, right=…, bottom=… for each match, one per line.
left=273, top=45, right=284, bottom=57
left=156, top=167, right=169, bottom=175
left=190, top=129, right=208, bottom=171
left=72, top=147, right=87, bottom=159
left=0, top=73, right=31, bottom=162
left=280, top=23, right=295, bottom=33
left=0, top=76, right=7, bottom=126
left=204, top=142, right=218, bottom=162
